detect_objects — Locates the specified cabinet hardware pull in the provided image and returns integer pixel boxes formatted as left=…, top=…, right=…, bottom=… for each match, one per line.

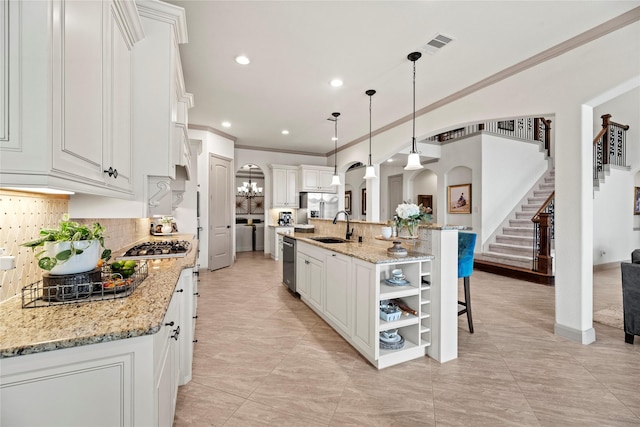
left=193, top=339, right=198, bottom=343
left=194, top=292, right=200, bottom=297
left=103, top=167, right=118, bottom=178
left=171, top=325, right=180, bottom=340
left=176, top=289, right=184, bottom=293
left=193, top=315, right=198, bottom=319
left=165, top=321, right=174, bottom=326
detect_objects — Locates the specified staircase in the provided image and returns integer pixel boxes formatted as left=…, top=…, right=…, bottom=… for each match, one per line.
left=474, top=169, right=555, bottom=284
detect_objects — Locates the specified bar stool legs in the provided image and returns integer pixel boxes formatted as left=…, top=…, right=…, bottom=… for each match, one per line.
left=458, top=276, right=474, bottom=333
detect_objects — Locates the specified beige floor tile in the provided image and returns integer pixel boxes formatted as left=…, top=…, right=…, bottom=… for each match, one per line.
left=173, top=253, right=640, bottom=426
left=224, top=399, right=329, bottom=427
left=173, top=381, right=245, bottom=426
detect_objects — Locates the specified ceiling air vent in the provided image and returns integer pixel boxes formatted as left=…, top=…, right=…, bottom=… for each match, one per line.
left=424, top=33, right=454, bottom=55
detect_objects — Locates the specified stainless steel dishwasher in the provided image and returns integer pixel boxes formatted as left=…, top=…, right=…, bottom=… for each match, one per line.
left=282, top=235, right=297, bottom=293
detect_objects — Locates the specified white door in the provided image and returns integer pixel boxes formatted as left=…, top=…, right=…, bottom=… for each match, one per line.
left=388, top=174, right=403, bottom=221
left=209, top=154, right=232, bottom=270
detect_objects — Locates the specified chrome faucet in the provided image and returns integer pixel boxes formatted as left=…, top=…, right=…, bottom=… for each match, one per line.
left=333, top=210, right=353, bottom=240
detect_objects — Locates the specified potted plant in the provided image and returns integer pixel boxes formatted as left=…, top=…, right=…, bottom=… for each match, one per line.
left=160, top=216, right=174, bottom=234
left=21, top=214, right=111, bottom=275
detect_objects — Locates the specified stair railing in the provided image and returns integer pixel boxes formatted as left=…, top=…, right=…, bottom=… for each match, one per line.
left=532, top=191, right=554, bottom=275
left=534, top=117, right=552, bottom=158
left=429, top=117, right=552, bottom=151
left=593, top=114, right=630, bottom=182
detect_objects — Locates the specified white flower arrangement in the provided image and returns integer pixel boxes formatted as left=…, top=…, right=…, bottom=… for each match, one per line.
left=394, top=202, right=431, bottom=236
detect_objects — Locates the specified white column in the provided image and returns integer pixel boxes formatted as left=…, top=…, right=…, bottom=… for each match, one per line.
left=427, top=228, right=459, bottom=363
left=553, top=106, right=595, bottom=344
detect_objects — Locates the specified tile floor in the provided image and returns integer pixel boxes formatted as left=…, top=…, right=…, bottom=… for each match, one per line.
left=174, top=252, right=640, bottom=426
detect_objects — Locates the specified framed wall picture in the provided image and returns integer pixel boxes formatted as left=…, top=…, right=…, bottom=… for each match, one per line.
left=345, top=190, right=352, bottom=215
left=417, top=194, right=433, bottom=211
left=448, top=183, right=471, bottom=214
left=361, top=188, right=367, bottom=215
left=634, top=187, right=640, bottom=215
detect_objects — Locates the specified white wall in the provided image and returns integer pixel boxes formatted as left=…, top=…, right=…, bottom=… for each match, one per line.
left=592, top=86, right=640, bottom=263
left=593, top=168, right=634, bottom=264
left=481, top=134, right=549, bottom=245
left=412, top=169, right=438, bottom=216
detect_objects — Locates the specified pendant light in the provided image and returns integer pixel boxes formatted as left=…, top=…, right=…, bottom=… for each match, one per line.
left=363, top=89, right=377, bottom=180
left=404, top=51, right=423, bottom=170
left=330, top=112, right=341, bottom=186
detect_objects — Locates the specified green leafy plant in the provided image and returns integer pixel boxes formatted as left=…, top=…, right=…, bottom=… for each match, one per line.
left=21, top=214, right=112, bottom=271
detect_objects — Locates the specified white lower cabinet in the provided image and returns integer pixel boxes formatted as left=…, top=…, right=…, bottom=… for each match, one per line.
left=0, top=270, right=195, bottom=426
left=296, top=241, right=433, bottom=369
left=270, top=227, right=292, bottom=260
left=324, top=252, right=352, bottom=335
left=156, top=290, right=181, bottom=426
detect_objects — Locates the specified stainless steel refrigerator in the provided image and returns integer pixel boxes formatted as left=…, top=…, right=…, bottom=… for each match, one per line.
left=298, top=192, right=339, bottom=224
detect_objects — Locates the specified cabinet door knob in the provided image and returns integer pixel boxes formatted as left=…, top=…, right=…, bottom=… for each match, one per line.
left=103, top=167, right=118, bottom=178
left=165, top=321, right=175, bottom=326
left=176, top=289, right=184, bottom=293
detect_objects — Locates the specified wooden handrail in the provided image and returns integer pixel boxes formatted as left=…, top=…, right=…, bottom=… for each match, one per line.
left=592, top=127, right=607, bottom=146
left=531, top=191, right=555, bottom=222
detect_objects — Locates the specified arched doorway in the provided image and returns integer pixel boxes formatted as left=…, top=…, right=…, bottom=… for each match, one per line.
left=235, top=164, right=265, bottom=252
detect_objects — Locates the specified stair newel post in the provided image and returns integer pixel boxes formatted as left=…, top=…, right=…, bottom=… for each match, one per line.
left=543, top=119, right=552, bottom=157
left=601, top=114, right=612, bottom=166
left=534, top=118, right=552, bottom=158
left=536, top=213, right=553, bottom=275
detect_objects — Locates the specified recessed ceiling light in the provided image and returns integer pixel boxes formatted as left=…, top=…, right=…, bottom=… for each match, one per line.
left=330, top=79, right=343, bottom=88
left=235, top=55, right=250, bottom=65
left=281, top=130, right=289, bottom=135
left=387, top=159, right=393, bottom=162
left=222, top=121, right=231, bottom=128
left=331, top=137, right=338, bottom=141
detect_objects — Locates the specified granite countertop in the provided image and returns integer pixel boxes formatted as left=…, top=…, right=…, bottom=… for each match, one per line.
left=0, top=235, right=198, bottom=359
left=282, top=232, right=434, bottom=264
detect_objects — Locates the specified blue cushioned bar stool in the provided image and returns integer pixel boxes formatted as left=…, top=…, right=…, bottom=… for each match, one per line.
left=458, top=232, right=477, bottom=333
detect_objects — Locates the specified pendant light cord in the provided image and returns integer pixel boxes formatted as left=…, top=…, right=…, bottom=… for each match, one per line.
left=368, top=94, right=373, bottom=166
left=334, top=117, right=338, bottom=174
left=412, top=58, right=416, bottom=152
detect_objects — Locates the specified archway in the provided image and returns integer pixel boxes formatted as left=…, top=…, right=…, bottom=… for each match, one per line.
left=235, top=164, right=265, bottom=252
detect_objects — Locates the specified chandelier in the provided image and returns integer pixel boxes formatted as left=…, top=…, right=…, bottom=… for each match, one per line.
left=237, top=165, right=263, bottom=198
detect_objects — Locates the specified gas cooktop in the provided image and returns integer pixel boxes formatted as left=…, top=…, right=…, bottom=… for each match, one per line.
left=116, top=240, right=191, bottom=260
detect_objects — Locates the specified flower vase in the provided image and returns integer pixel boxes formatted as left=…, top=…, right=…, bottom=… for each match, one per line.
left=399, top=223, right=419, bottom=239
left=161, top=224, right=172, bottom=234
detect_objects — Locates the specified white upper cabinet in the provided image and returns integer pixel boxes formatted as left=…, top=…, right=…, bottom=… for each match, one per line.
left=0, top=0, right=144, bottom=197
left=271, top=165, right=298, bottom=208
left=299, top=165, right=336, bottom=193
left=133, top=0, right=193, bottom=181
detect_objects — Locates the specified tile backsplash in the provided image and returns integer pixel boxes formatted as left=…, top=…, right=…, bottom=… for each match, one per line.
left=0, top=190, right=149, bottom=303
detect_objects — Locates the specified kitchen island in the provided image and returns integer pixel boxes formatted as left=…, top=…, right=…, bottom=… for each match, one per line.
left=282, top=225, right=460, bottom=369
left=0, top=234, right=198, bottom=426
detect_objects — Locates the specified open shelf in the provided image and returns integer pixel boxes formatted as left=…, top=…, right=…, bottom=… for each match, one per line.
left=379, top=314, right=418, bottom=331
left=379, top=337, right=420, bottom=358
left=379, top=282, right=419, bottom=299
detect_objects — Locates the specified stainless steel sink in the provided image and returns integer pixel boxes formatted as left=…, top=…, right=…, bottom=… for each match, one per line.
left=309, top=237, right=351, bottom=244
